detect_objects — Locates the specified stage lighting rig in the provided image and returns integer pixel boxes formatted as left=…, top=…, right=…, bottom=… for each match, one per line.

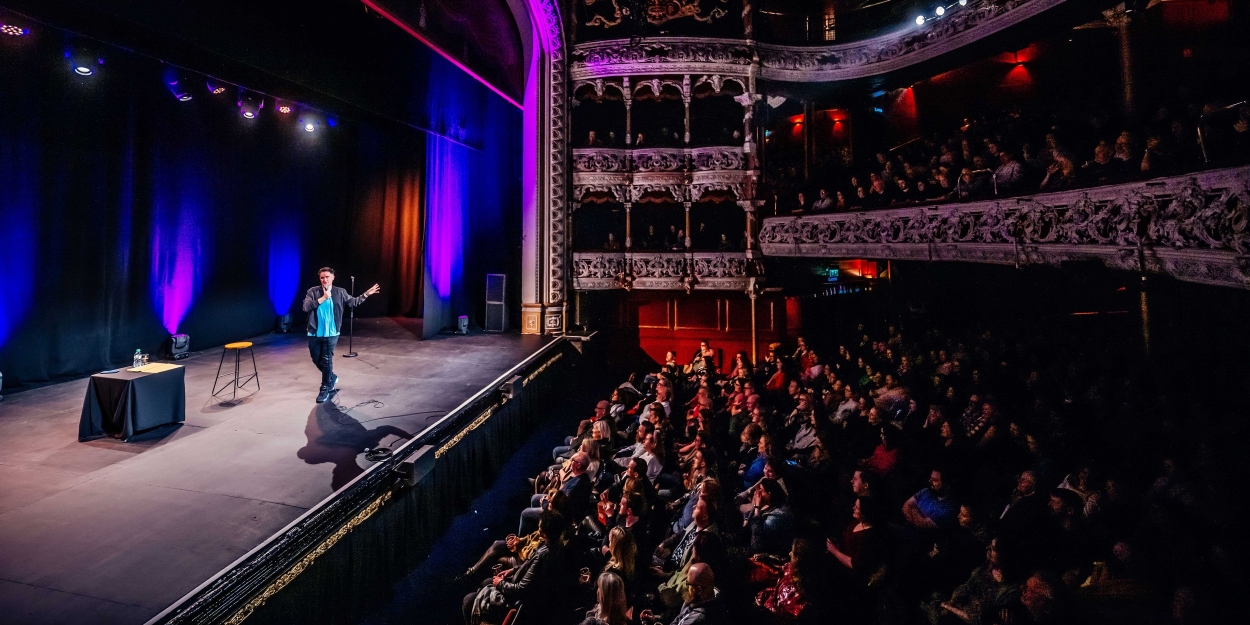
left=238, top=90, right=264, bottom=119
left=206, top=78, right=228, bottom=95
left=1, top=23, right=28, bottom=36
left=274, top=98, right=293, bottom=114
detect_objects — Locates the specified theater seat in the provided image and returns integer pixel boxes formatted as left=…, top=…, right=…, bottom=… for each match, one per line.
left=501, top=607, right=518, bottom=625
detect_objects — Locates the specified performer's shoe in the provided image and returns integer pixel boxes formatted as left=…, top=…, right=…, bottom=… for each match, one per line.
left=316, top=386, right=331, bottom=403
left=328, top=373, right=339, bottom=391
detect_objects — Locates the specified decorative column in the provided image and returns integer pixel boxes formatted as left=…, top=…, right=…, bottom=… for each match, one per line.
left=1106, top=3, right=1135, bottom=120
left=740, top=200, right=756, bottom=254
left=624, top=77, right=632, bottom=146
left=624, top=201, right=633, bottom=249
left=682, top=75, right=692, bottom=145
left=803, top=99, right=814, bottom=182
left=683, top=201, right=692, bottom=249
left=747, top=278, right=760, bottom=363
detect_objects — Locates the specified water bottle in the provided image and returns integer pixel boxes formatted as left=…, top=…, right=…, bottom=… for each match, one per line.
left=133, top=349, right=142, bottom=368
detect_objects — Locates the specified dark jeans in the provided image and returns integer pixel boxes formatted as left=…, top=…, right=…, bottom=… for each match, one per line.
left=308, top=336, right=339, bottom=388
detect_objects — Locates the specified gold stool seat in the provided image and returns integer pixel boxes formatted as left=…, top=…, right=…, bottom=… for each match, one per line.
left=213, top=341, right=259, bottom=404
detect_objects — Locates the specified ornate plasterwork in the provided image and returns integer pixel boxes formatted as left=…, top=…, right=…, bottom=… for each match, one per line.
left=569, top=0, right=1068, bottom=84
left=758, top=166, right=1250, bottom=290
left=571, top=147, right=751, bottom=202
left=571, top=38, right=754, bottom=81
left=693, top=74, right=747, bottom=94
left=573, top=148, right=631, bottom=173
left=573, top=252, right=750, bottom=290
left=756, top=0, right=1067, bottom=82
left=690, top=146, right=745, bottom=171
left=633, top=148, right=687, bottom=172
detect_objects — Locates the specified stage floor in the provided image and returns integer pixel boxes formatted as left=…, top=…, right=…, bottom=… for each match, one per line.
left=0, top=320, right=548, bottom=625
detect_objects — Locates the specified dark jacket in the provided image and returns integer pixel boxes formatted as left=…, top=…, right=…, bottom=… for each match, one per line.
left=498, top=542, right=566, bottom=607
left=671, top=593, right=723, bottom=625
left=302, top=286, right=367, bottom=335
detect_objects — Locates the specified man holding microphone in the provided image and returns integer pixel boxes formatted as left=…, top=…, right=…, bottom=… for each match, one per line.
left=303, top=267, right=380, bottom=403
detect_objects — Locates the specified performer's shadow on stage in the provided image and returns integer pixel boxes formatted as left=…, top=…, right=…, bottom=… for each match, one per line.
left=296, top=400, right=413, bottom=491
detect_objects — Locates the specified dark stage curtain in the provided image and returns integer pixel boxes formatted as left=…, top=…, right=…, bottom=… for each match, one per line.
left=0, top=27, right=430, bottom=389
left=342, top=133, right=427, bottom=319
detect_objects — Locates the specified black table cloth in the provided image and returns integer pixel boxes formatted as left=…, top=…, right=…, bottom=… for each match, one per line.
left=79, top=366, right=186, bottom=441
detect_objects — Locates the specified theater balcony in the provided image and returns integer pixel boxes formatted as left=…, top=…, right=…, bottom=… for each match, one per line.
left=759, top=164, right=1250, bottom=289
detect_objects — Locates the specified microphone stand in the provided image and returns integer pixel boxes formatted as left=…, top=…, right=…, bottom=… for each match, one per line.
left=343, top=276, right=359, bottom=358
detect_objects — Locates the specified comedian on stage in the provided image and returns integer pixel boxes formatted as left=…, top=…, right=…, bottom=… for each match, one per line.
left=302, top=267, right=380, bottom=403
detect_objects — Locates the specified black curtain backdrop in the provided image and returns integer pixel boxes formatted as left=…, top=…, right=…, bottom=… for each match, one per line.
left=0, top=20, right=515, bottom=391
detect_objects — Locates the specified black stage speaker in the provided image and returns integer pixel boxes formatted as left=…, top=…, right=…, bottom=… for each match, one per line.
left=485, top=273, right=507, bottom=333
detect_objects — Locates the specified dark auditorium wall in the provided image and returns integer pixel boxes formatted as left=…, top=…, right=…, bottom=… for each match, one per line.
left=0, top=13, right=520, bottom=391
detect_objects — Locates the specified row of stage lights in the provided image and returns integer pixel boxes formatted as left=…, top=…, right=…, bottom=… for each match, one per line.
left=1, top=18, right=333, bottom=133
left=915, top=0, right=968, bottom=26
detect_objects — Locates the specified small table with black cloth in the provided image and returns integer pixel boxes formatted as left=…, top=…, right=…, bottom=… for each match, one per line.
left=78, top=366, right=186, bottom=441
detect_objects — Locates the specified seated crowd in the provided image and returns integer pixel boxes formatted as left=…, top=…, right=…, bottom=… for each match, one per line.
left=461, top=321, right=1230, bottom=624
left=775, top=98, right=1250, bottom=214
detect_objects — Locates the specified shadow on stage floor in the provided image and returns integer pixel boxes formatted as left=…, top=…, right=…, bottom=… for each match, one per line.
left=0, top=318, right=547, bottom=625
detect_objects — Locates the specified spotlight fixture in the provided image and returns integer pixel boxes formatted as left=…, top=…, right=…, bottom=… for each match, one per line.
left=237, top=90, right=264, bottom=119
left=915, top=15, right=925, bottom=26
left=959, top=0, right=967, bottom=5
left=205, top=78, right=227, bottom=95
left=299, top=113, right=319, bottom=133
left=1, top=23, right=28, bottom=36
left=164, top=69, right=193, bottom=101
left=936, top=6, right=945, bottom=16
left=65, top=44, right=103, bottom=77
left=274, top=99, right=293, bottom=114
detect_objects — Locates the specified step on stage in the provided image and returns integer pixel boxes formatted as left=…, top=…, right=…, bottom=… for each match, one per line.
left=0, top=319, right=549, bottom=625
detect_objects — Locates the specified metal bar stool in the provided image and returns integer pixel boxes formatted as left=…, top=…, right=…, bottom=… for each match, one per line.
left=212, top=341, right=260, bottom=403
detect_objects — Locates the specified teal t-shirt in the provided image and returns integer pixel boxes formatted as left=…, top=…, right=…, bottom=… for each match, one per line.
left=310, top=296, right=339, bottom=337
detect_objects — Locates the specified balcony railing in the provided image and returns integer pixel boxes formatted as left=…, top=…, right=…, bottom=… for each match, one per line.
left=573, top=146, right=746, bottom=174
left=570, top=0, right=1071, bottom=83
left=573, top=251, right=753, bottom=291
left=573, top=146, right=755, bottom=203
left=758, top=166, right=1250, bottom=290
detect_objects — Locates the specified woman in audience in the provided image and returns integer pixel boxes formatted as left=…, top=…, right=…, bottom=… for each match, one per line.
left=580, top=571, right=631, bottom=625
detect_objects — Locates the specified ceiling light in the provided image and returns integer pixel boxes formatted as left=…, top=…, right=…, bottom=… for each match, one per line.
left=915, top=15, right=925, bottom=26
left=238, top=91, right=264, bottom=119
left=304, top=123, right=315, bottom=132
left=206, top=79, right=227, bottom=95
left=275, top=99, right=293, bottom=114
left=165, top=70, right=193, bottom=102
left=0, top=24, right=28, bottom=36
left=959, top=0, right=967, bottom=5
left=936, top=6, right=945, bottom=16
left=65, top=43, right=103, bottom=77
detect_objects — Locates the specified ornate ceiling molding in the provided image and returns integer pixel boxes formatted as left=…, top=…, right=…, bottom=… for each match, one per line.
left=758, top=166, right=1250, bottom=290
left=756, top=0, right=1068, bottom=82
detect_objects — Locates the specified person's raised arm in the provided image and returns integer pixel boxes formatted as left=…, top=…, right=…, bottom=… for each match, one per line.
left=348, top=283, right=381, bottom=308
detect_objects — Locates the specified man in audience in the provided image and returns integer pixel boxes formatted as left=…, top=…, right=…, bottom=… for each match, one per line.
left=641, top=563, right=720, bottom=625
left=903, top=468, right=960, bottom=530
